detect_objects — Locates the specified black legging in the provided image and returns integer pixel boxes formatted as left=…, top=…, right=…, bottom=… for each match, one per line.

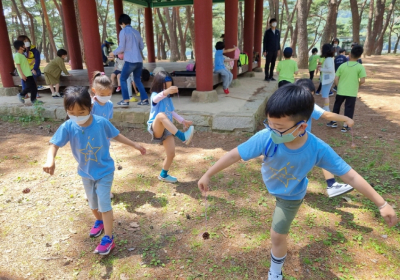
left=265, top=51, right=278, bottom=79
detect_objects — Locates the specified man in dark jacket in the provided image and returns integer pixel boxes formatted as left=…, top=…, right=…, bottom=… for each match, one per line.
left=263, top=18, right=281, bottom=81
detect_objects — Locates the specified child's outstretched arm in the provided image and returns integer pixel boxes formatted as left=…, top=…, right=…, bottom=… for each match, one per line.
left=321, top=111, right=354, bottom=127
left=340, top=169, right=398, bottom=227
left=198, top=148, right=241, bottom=194
left=113, top=134, right=146, bottom=155
left=43, top=144, right=59, bottom=175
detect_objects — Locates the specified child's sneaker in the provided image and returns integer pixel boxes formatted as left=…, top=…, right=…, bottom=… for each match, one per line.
left=117, top=100, right=129, bottom=107
left=268, top=270, right=283, bottom=280
left=129, top=96, right=138, bottom=102
left=327, top=182, right=354, bottom=197
left=326, top=121, right=337, bottom=128
left=315, top=90, right=321, bottom=96
left=116, top=86, right=121, bottom=92
left=90, top=220, right=104, bottom=237
left=223, top=88, right=229, bottom=94
left=18, top=94, right=25, bottom=104
left=52, top=93, right=62, bottom=98
left=137, top=100, right=149, bottom=106
left=94, top=235, right=115, bottom=255
left=329, top=91, right=334, bottom=97
left=183, top=126, right=195, bottom=145
left=136, top=92, right=140, bottom=96
left=341, top=125, right=350, bottom=133
left=332, top=86, right=337, bottom=92
left=158, top=174, right=178, bottom=183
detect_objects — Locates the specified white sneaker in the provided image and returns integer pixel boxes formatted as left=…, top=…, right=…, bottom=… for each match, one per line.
left=327, top=182, right=354, bottom=198
left=183, top=126, right=195, bottom=145
left=268, top=270, right=283, bottom=280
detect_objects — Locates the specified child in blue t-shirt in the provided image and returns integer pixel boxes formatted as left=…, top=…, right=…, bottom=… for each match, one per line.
left=214, top=41, right=237, bottom=94
left=91, top=71, right=114, bottom=120
left=295, top=78, right=354, bottom=197
left=43, top=86, right=146, bottom=256
left=334, top=49, right=347, bottom=72
left=147, top=71, right=194, bottom=183
left=198, top=84, right=397, bottom=280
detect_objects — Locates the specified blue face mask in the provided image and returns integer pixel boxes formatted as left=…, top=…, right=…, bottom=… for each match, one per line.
left=270, top=123, right=304, bottom=144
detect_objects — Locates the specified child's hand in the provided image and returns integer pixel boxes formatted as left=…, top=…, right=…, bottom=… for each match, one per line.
left=380, top=204, right=398, bottom=227
left=21, top=74, right=27, bottom=81
left=182, top=120, right=193, bottom=128
left=344, top=117, right=354, bottom=128
left=31, top=69, right=37, bottom=75
left=43, top=160, right=55, bottom=175
left=134, top=143, right=146, bottom=155
left=165, top=86, right=179, bottom=95
left=198, top=175, right=210, bottom=195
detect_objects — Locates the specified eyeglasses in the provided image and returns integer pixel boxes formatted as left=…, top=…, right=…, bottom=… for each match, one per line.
left=263, top=119, right=304, bottom=137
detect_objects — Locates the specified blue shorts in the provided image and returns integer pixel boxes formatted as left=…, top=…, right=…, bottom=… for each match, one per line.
left=82, top=172, right=114, bottom=213
left=321, top=82, right=333, bottom=98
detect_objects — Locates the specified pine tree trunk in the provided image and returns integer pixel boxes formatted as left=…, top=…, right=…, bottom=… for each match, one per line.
left=172, top=7, right=181, bottom=59
left=239, top=2, right=244, bottom=51
left=11, top=0, right=27, bottom=35
left=74, top=0, right=85, bottom=64
left=41, top=11, right=49, bottom=62
left=18, top=0, right=36, bottom=45
left=53, top=1, right=69, bottom=56
left=281, top=0, right=297, bottom=60
left=374, top=0, right=396, bottom=55
left=185, top=6, right=195, bottom=57
left=175, top=7, right=187, bottom=61
left=297, top=0, right=308, bottom=68
left=349, top=0, right=361, bottom=43
left=154, top=9, right=162, bottom=60
left=320, top=0, right=338, bottom=49
left=164, top=7, right=180, bottom=62
left=290, top=21, right=298, bottom=57
left=157, top=8, right=171, bottom=50
left=160, top=34, right=167, bottom=59
left=364, top=0, right=374, bottom=56
left=40, top=0, right=57, bottom=57
left=394, top=35, right=400, bottom=53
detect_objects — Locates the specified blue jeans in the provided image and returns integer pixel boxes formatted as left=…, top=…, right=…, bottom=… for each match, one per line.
left=120, top=62, right=147, bottom=101
left=215, top=68, right=233, bottom=89
left=22, top=69, right=41, bottom=91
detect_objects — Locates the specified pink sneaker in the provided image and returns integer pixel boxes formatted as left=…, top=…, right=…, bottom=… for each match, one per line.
left=116, top=86, right=121, bottom=92
left=89, top=220, right=104, bottom=238
left=94, top=235, right=115, bottom=255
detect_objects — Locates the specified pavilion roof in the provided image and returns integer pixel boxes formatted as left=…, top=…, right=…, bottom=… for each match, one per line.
left=125, top=0, right=243, bottom=8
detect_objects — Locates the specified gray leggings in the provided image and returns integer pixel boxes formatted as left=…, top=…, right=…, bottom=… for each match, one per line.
left=215, top=68, right=233, bottom=89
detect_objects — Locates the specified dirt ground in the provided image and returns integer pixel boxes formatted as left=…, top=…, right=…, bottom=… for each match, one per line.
left=0, top=55, right=399, bottom=280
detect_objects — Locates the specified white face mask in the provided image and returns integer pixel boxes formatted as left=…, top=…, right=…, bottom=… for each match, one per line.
left=95, top=95, right=112, bottom=103
left=333, top=44, right=338, bottom=47
left=68, top=114, right=91, bottom=125
left=271, top=22, right=277, bottom=27
left=24, top=42, right=30, bottom=48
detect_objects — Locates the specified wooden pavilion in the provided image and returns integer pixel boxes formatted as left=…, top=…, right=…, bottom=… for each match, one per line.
left=0, top=0, right=264, bottom=97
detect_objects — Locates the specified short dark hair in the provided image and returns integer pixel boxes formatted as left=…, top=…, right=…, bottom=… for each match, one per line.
left=269, top=18, right=277, bottom=24
left=265, top=84, right=314, bottom=122
left=13, top=40, right=24, bottom=50
left=215, top=41, right=225, bottom=50
left=57, top=49, right=67, bottom=57
left=118, top=14, right=131, bottom=25
left=312, top=48, right=318, bottom=54
left=321, top=43, right=334, bottom=58
left=150, top=71, right=174, bottom=94
left=351, top=45, right=363, bottom=59
left=63, top=86, right=92, bottom=112
left=295, top=79, right=316, bottom=94
left=17, top=35, right=30, bottom=42
left=332, top=38, right=340, bottom=44
left=339, top=48, right=346, bottom=54
left=142, top=69, right=151, bottom=81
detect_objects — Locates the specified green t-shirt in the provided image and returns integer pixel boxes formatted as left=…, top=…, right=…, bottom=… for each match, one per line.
left=14, top=52, right=32, bottom=78
left=308, top=54, right=320, bottom=71
left=277, top=59, right=298, bottom=83
left=336, top=61, right=367, bottom=97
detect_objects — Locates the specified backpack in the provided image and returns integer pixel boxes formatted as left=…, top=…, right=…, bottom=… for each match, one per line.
left=239, top=53, right=248, bottom=65
left=186, top=63, right=195, bottom=71
left=234, top=48, right=240, bottom=60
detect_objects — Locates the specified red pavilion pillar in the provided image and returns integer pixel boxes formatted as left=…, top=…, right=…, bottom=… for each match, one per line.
left=61, top=0, right=83, bottom=69
left=77, top=0, right=104, bottom=76
left=0, top=1, right=16, bottom=88
left=243, top=0, right=255, bottom=73
left=225, top=0, right=239, bottom=79
left=114, top=0, right=123, bottom=42
left=192, top=0, right=216, bottom=102
left=254, top=0, right=264, bottom=69
left=144, top=7, right=156, bottom=62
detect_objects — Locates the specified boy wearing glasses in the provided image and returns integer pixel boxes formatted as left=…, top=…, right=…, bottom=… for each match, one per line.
left=198, top=84, right=397, bottom=280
